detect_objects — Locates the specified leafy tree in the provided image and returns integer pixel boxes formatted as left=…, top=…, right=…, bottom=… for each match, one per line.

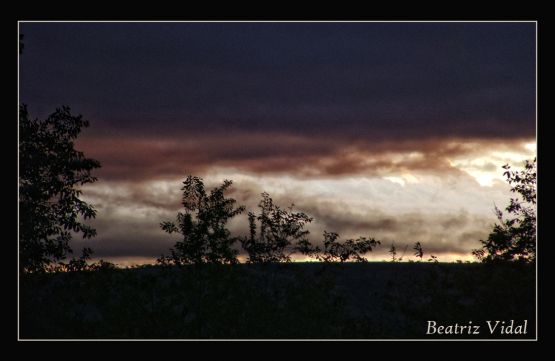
left=240, top=192, right=313, bottom=263
left=473, top=158, right=536, bottom=263
left=317, top=231, right=380, bottom=263
left=159, top=176, right=245, bottom=265
left=19, top=105, right=101, bottom=272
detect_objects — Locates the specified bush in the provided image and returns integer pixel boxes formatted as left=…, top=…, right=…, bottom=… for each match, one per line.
left=473, top=158, right=536, bottom=263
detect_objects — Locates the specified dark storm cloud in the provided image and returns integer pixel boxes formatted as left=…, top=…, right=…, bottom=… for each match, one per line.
left=20, top=22, right=535, bottom=142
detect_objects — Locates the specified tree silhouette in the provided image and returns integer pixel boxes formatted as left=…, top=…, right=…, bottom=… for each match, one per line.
left=473, top=158, right=536, bottom=263
left=159, top=176, right=245, bottom=265
left=240, top=192, right=313, bottom=263
left=317, top=231, right=380, bottom=263
left=19, top=105, right=101, bottom=272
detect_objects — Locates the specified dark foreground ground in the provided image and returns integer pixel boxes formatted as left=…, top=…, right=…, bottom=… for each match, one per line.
left=20, top=262, right=535, bottom=339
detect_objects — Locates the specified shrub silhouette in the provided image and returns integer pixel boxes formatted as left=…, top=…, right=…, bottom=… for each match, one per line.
left=413, top=241, right=424, bottom=261
left=317, top=231, right=380, bottom=262
left=158, top=178, right=392, bottom=264
left=159, top=176, right=245, bottom=265
left=240, top=192, right=314, bottom=263
left=19, top=104, right=100, bottom=273
left=240, top=192, right=384, bottom=263
left=473, top=158, right=536, bottom=263
left=59, top=247, right=94, bottom=272
left=389, top=243, right=397, bottom=262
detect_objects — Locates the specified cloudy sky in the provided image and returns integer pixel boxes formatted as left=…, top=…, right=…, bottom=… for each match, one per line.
left=19, top=22, right=536, bottom=264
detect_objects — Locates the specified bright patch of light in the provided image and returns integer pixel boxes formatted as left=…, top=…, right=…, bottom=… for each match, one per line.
left=383, top=174, right=419, bottom=187
left=384, top=176, right=406, bottom=187
left=524, top=142, right=536, bottom=152
left=472, top=172, right=497, bottom=187
left=448, top=140, right=535, bottom=187
left=407, top=151, right=424, bottom=160
left=403, top=173, right=420, bottom=184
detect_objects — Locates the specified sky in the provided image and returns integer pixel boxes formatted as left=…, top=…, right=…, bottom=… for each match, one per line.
left=19, top=22, right=536, bottom=264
